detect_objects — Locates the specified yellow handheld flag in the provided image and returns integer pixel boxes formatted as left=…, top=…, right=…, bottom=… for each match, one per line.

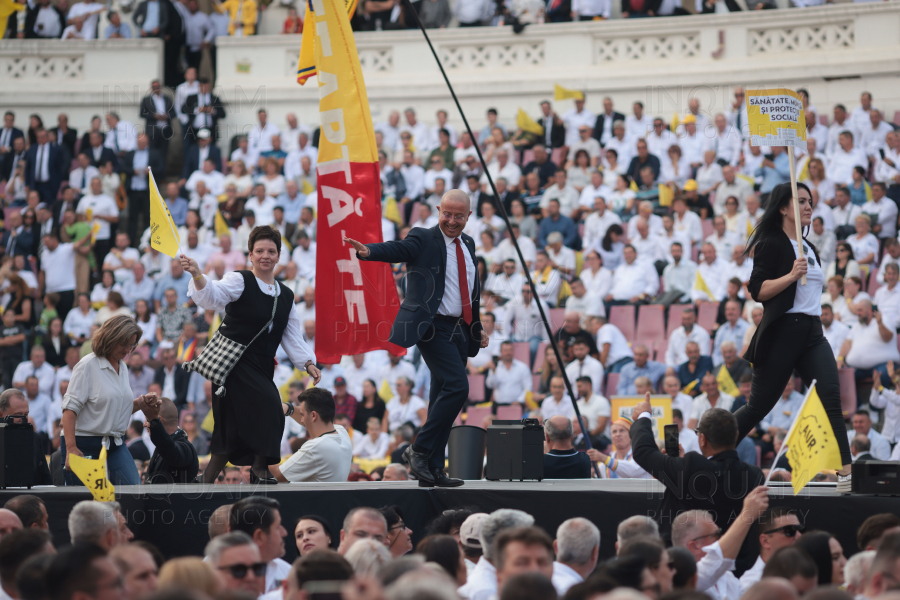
left=778, top=383, right=843, bottom=495
left=383, top=196, right=402, bottom=225
left=89, top=222, right=101, bottom=245
left=68, top=447, right=116, bottom=501
left=693, top=270, right=714, bottom=301
left=208, top=312, right=222, bottom=338
left=296, top=0, right=359, bottom=84
left=379, top=378, right=393, bottom=401
left=148, top=167, right=182, bottom=258
left=214, top=210, right=231, bottom=238
left=716, top=365, right=739, bottom=398
left=554, top=84, right=584, bottom=102
left=517, top=108, right=544, bottom=137
left=658, top=184, right=674, bottom=208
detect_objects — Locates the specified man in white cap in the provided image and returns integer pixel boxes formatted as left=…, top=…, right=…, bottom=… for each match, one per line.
left=459, top=513, right=488, bottom=579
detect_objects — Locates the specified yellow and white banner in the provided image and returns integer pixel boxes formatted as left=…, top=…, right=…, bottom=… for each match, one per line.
left=746, top=88, right=808, bottom=151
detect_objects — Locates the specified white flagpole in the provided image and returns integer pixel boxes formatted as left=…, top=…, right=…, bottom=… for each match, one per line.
left=764, top=379, right=816, bottom=485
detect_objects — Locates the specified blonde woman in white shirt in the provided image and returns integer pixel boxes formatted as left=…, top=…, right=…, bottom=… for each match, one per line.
left=821, top=275, right=848, bottom=322
left=353, top=417, right=391, bottom=459
left=223, top=159, right=253, bottom=196
left=839, top=276, right=871, bottom=326
left=385, top=377, right=427, bottom=433
left=61, top=314, right=159, bottom=486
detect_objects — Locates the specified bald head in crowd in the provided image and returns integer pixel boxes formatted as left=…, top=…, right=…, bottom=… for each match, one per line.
left=0, top=510, right=22, bottom=539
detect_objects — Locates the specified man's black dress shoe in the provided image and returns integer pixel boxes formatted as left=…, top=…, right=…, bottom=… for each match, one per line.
left=432, top=468, right=464, bottom=487
left=404, top=446, right=435, bottom=484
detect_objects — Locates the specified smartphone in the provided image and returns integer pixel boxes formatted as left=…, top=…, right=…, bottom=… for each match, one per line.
left=664, top=424, right=680, bottom=457
left=764, top=153, right=775, bottom=161
left=880, top=148, right=886, bottom=160
left=304, top=581, right=344, bottom=600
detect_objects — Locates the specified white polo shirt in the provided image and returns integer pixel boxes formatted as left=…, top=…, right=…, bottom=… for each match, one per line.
left=280, top=425, right=352, bottom=482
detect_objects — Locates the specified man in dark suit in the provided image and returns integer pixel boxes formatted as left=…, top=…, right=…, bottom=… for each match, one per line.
left=125, top=421, right=151, bottom=461
left=24, top=128, right=64, bottom=204
left=50, top=114, right=78, bottom=161
left=0, top=111, right=25, bottom=160
left=630, top=398, right=765, bottom=574
left=0, top=137, right=26, bottom=184
left=24, top=0, right=65, bottom=39
left=537, top=101, right=566, bottom=150
left=180, top=129, right=222, bottom=183
left=140, top=79, right=176, bottom=163
left=182, top=79, right=226, bottom=146
left=850, top=435, right=875, bottom=462
left=592, top=98, right=625, bottom=147
left=345, top=189, right=487, bottom=487
left=153, top=347, right=190, bottom=411
left=123, top=133, right=165, bottom=242
left=143, top=396, right=199, bottom=484
left=543, top=415, right=592, bottom=479
left=85, top=131, right=120, bottom=172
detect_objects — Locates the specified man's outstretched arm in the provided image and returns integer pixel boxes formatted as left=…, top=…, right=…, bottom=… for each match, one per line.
left=344, top=228, right=425, bottom=264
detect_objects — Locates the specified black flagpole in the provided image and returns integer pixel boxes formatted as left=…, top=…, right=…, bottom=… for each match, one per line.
left=401, top=3, right=602, bottom=477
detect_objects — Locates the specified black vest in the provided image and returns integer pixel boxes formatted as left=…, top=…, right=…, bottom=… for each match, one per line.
left=218, top=270, right=293, bottom=358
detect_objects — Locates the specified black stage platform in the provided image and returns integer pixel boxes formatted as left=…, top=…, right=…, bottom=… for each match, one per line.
left=2, top=480, right=896, bottom=563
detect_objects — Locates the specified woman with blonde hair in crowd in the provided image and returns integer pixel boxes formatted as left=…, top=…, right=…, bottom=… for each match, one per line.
left=847, top=214, right=879, bottom=267
left=223, top=159, right=253, bottom=197
left=802, top=158, right=835, bottom=207
left=839, top=275, right=871, bottom=326
left=821, top=275, right=847, bottom=319
left=158, top=557, right=224, bottom=596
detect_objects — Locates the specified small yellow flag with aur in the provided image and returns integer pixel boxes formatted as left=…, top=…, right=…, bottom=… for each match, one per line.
left=214, top=210, right=230, bottom=238
left=68, top=447, right=115, bottom=501
left=517, top=109, right=544, bottom=137
left=148, top=167, right=182, bottom=258
left=716, top=364, right=739, bottom=397
left=780, top=382, right=843, bottom=495
left=554, top=84, right=584, bottom=102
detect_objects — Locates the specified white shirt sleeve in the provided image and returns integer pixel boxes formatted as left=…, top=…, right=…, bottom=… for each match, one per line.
left=281, top=302, right=316, bottom=368
left=695, top=541, right=735, bottom=593
left=188, top=271, right=245, bottom=311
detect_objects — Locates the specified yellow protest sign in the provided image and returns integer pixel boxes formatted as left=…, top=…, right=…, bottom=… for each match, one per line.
left=68, top=446, right=116, bottom=501
left=610, top=396, right=672, bottom=440
left=782, top=384, right=842, bottom=495
left=746, top=88, right=807, bottom=150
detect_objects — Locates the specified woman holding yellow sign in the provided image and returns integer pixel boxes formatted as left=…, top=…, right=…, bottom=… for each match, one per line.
left=739, top=181, right=852, bottom=489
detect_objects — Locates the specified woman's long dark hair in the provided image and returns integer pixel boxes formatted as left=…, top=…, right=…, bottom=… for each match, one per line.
left=744, top=181, right=813, bottom=258
left=602, top=224, right=624, bottom=252
left=794, top=530, right=834, bottom=585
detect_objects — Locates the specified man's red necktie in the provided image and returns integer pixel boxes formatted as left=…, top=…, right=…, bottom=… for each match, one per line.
left=454, top=238, right=473, bottom=324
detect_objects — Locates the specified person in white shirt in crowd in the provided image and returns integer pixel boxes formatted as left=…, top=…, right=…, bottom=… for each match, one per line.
left=741, top=144, right=765, bottom=189
left=604, top=245, right=659, bottom=307
left=562, top=97, right=596, bottom=148
left=869, top=361, right=900, bottom=449
left=341, top=354, right=377, bottom=402
left=836, top=274, right=868, bottom=326
left=540, top=171, right=581, bottom=220
left=531, top=251, right=563, bottom=308
left=541, top=376, right=576, bottom=422
left=385, top=378, right=428, bottom=433
left=705, top=114, right=742, bottom=167
left=705, top=216, right=739, bottom=263
left=281, top=113, right=309, bottom=154
left=646, top=118, right=678, bottom=162
left=715, top=165, right=753, bottom=216
left=69, top=153, right=100, bottom=196
left=826, top=104, right=859, bottom=156
left=604, top=122, right=635, bottom=171
left=579, top=251, right=613, bottom=304
left=692, top=243, right=726, bottom=304
left=847, top=409, right=892, bottom=461
left=422, top=155, right=453, bottom=197
left=13, top=346, right=59, bottom=400
left=666, top=308, right=711, bottom=368
left=821, top=303, right=850, bottom=360
left=578, top=170, right=613, bottom=214
left=575, top=376, right=611, bottom=445
left=722, top=245, right=753, bottom=299
left=353, top=417, right=391, bottom=459
left=487, top=259, right=525, bottom=302
left=848, top=214, right=880, bottom=268
left=588, top=417, right=650, bottom=479
left=808, top=216, right=836, bottom=273
left=658, top=241, right=697, bottom=305
left=831, top=184, right=862, bottom=230
left=839, top=300, right=900, bottom=389
left=375, top=110, right=401, bottom=153
left=738, top=507, right=805, bottom=593
left=465, top=201, right=506, bottom=251
left=861, top=109, right=893, bottom=159
left=696, top=150, right=724, bottom=199
left=242, top=184, right=277, bottom=228
left=410, top=203, right=438, bottom=230
left=375, top=354, right=416, bottom=400
left=248, top=109, right=280, bottom=155
left=804, top=111, right=829, bottom=155
left=630, top=218, right=664, bottom=267
left=627, top=200, right=663, bottom=240
left=676, top=114, right=706, bottom=171
left=102, top=233, right=141, bottom=284
left=399, top=107, right=431, bottom=154
left=458, top=509, right=534, bottom=600
left=593, top=316, right=634, bottom=373
left=877, top=238, right=900, bottom=285
left=862, top=182, right=898, bottom=241
left=565, top=278, right=605, bottom=324
left=624, top=101, right=652, bottom=141
left=551, top=518, right=600, bottom=596
left=672, top=197, right=703, bottom=250
left=671, top=407, right=700, bottom=454
left=712, top=300, right=750, bottom=366
left=828, top=131, right=868, bottom=186
left=569, top=125, right=602, bottom=168
left=505, top=284, right=550, bottom=364
left=480, top=148, right=522, bottom=193
left=875, top=130, right=900, bottom=188
left=486, top=341, right=532, bottom=407
left=186, top=158, right=225, bottom=197
left=468, top=312, right=504, bottom=376
left=582, top=196, right=621, bottom=252
left=849, top=92, right=874, bottom=133
left=565, top=339, right=605, bottom=398
left=289, top=230, right=316, bottom=282
left=687, top=372, right=734, bottom=430
left=874, top=263, right=900, bottom=330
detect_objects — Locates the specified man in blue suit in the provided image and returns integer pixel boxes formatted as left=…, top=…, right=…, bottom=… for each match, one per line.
left=345, top=190, right=487, bottom=487
left=180, top=129, right=222, bottom=183
left=24, top=128, right=64, bottom=204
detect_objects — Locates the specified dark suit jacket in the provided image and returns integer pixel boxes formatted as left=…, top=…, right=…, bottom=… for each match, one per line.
left=181, top=144, right=223, bottom=180
left=86, top=145, right=121, bottom=171
left=24, top=4, right=65, bottom=39
left=676, top=355, right=714, bottom=390
left=631, top=417, right=765, bottom=573
left=32, top=435, right=52, bottom=485
left=0, top=127, right=24, bottom=152
left=133, top=0, right=170, bottom=35
left=127, top=438, right=152, bottom=462
left=744, top=231, right=820, bottom=363
left=122, top=148, right=165, bottom=190
left=50, top=126, right=78, bottom=160
left=140, top=94, right=176, bottom=135
left=543, top=448, right=592, bottom=479
left=146, top=421, right=199, bottom=484
left=0, top=151, right=26, bottom=182
left=153, top=364, right=190, bottom=408
left=537, top=117, right=566, bottom=149
left=51, top=198, right=79, bottom=226
left=592, top=111, right=625, bottom=145
left=181, top=93, right=227, bottom=141
left=24, top=143, right=64, bottom=193
left=360, top=226, right=484, bottom=357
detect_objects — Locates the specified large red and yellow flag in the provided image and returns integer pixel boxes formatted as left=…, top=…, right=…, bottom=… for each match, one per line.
left=296, top=0, right=358, bottom=85
left=310, top=0, right=404, bottom=363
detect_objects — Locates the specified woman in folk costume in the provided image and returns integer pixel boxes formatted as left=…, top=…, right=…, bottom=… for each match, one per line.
left=181, top=225, right=319, bottom=484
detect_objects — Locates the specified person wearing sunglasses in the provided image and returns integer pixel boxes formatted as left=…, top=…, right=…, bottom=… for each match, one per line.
left=205, top=531, right=266, bottom=595
left=739, top=507, right=804, bottom=593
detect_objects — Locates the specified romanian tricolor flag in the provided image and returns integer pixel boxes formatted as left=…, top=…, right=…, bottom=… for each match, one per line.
left=177, top=337, right=198, bottom=361
left=308, top=0, right=404, bottom=363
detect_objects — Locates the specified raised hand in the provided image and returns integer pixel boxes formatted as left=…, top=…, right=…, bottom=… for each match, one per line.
left=343, top=237, right=370, bottom=258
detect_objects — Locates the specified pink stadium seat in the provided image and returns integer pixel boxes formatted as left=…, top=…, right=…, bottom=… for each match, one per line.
left=636, top=304, right=665, bottom=345
left=548, top=308, right=566, bottom=333
left=454, top=412, right=463, bottom=426
left=868, top=268, right=881, bottom=296
left=464, top=406, right=492, bottom=428
left=609, top=305, right=636, bottom=342
left=522, top=150, right=536, bottom=165
left=691, top=247, right=700, bottom=263
left=136, top=346, right=150, bottom=361
left=532, top=341, right=550, bottom=373
left=654, top=338, right=667, bottom=363
left=497, top=404, right=523, bottom=420
left=467, top=374, right=486, bottom=402
left=667, top=304, right=690, bottom=336
left=512, top=342, right=530, bottom=366
left=606, top=373, right=620, bottom=398
left=701, top=219, right=714, bottom=240
left=551, top=147, right=567, bottom=167
left=838, top=368, right=857, bottom=416
left=697, top=302, right=719, bottom=333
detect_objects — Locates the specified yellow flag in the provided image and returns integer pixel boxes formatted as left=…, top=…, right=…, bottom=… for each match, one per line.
left=783, top=385, right=843, bottom=495
left=716, top=365, right=739, bottom=398
left=746, top=216, right=754, bottom=238
left=383, top=196, right=402, bottom=225
left=682, top=379, right=699, bottom=395
left=89, top=222, right=101, bottom=244
left=201, top=409, right=215, bottom=434
left=209, top=312, right=222, bottom=338
left=214, top=210, right=230, bottom=238
left=670, top=112, right=680, bottom=133
left=379, top=378, right=393, bottom=401
left=517, top=108, right=544, bottom=136
left=554, top=84, right=584, bottom=101
left=693, top=270, right=714, bottom=301
left=296, top=0, right=359, bottom=84
left=658, top=184, right=674, bottom=208
left=149, top=167, right=181, bottom=258
left=279, top=368, right=306, bottom=403
left=0, top=0, right=25, bottom=41
left=629, top=178, right=639, bottom=192
left=798, top=156, right=810, bottom=184
left=299, top=178, right=315, bottom=195
left=68, top=447, right=115, bottom=501
left=525, top=390, right=539, bottom=411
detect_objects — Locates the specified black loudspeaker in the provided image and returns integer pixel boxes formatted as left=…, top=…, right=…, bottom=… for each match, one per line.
left=0, top=421, right=35, bottom=489
left=852, top=461, right=900, bottom=495
left=486, top=419, right=544, bottom=481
